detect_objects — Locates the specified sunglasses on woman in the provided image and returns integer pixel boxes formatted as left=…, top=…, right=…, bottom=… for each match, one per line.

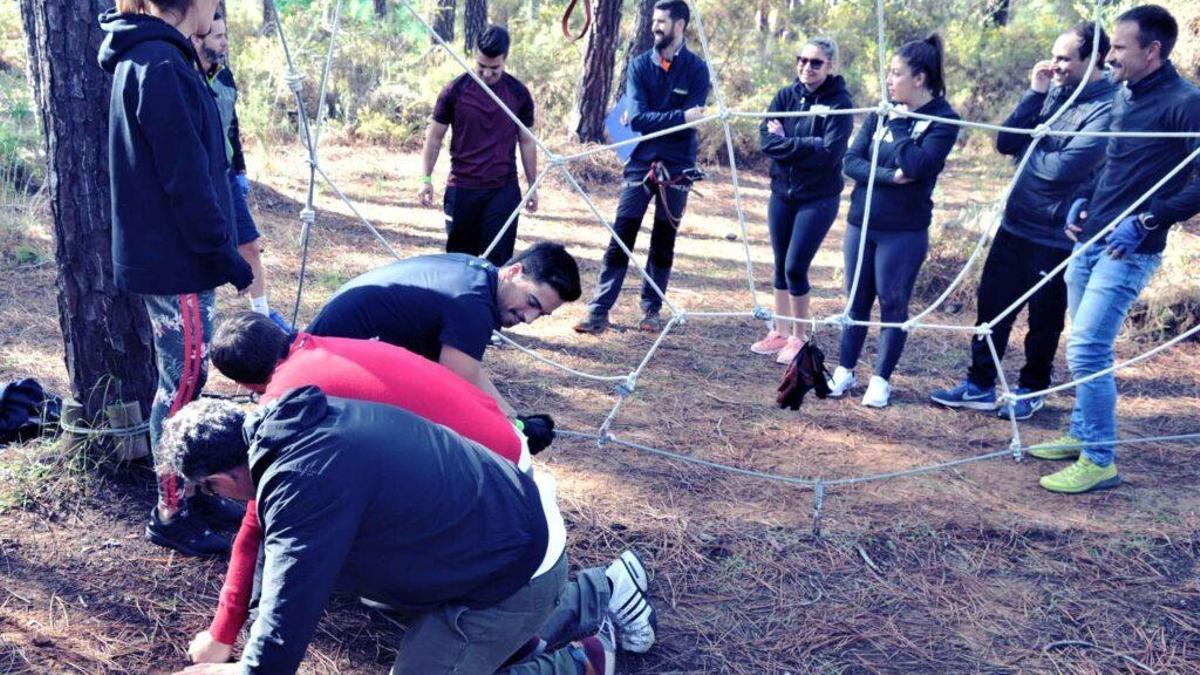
left=797, top=56, right=826, bottom=69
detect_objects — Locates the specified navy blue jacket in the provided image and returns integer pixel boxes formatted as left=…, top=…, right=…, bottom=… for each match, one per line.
left=240, top=386, right=549, bottom=674
left=98, top=11, right=252, bottom=295
left=760, top=75, right=855, bottom=202
left=996, top=78, right=1116, bottom=251
left=626, top=44, right=711, bottom=174
left=844, top=96, right=961, bottom=231
left=1078, top=62, right=1200, bottom=254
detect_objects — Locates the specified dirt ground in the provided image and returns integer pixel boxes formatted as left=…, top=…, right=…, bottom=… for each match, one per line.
left=1, top=144, right=1198, bottom=674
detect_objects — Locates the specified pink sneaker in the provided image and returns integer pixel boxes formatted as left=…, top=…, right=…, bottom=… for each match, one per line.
left=775, top=336, right=803, bottom=364
left=750, top=330, right=788, bottom=355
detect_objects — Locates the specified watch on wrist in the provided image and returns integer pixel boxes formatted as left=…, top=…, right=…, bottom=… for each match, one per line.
left=1138, top=212, right=1159, bottom=231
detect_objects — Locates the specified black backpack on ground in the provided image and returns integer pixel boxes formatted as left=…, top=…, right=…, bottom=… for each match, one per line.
left=0, top=378, right=62, bottom=446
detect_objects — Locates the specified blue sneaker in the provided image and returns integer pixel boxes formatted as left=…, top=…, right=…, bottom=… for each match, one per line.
left=930, top=380, right=998, bottom=411
left=996, top=387, right=1044, bottom=421
left=268, top=308, right=293, bottom=332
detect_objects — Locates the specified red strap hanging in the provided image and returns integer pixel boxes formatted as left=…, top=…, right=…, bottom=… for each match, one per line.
left=561, top=0, right=593, bottom=42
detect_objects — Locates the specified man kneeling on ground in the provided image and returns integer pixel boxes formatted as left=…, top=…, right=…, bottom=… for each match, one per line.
left=167, top=391, right=656, bottom=674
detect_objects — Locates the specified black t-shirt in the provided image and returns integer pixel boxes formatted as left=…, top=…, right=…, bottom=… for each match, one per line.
left=306, top=254, right=500, bottom=362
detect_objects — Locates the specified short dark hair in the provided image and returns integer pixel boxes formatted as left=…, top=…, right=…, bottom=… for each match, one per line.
left=212, top=311, right=293, bottom=385
left=158, top=399, right=248, bottom=482
left=1066, top=21, right=1109, bottom=63
left=1116, top=5, right=1178, bottom=60
left=477, top=25, right=510, bottom=58
left=506, top=242, right=582, bottom=302
left=897, top=32, right=947, bottom=98
left=653, top=0, right=690, bottom=28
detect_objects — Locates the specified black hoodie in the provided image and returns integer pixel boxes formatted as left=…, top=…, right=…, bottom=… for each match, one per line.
left=98, top=11, right=251, bottom=295
left=759, top=75, right=856, bottom=201
left=843, top=96, right=961, bottom=231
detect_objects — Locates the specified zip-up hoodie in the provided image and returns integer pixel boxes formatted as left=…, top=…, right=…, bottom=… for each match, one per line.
left=996, top=78, right=1116, bottom=250
left=760, top=75, right=856, bottom=201
left=843, top=96, right=961, bottom=231
left=239, top=386, right=548, bottom=674
left=626, top=43, right=711, bottom=174
left=98, top=11, right=251, bottom=295
left=1078, top=62, right=1200, bottom=254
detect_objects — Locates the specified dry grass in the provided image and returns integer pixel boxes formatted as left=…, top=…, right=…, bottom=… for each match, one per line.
left=1, top=145, right=1199, bottom=674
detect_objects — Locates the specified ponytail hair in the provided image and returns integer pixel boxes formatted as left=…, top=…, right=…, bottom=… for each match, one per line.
left=806, top=36, right=840, bottom=70
left=897, top=32, right=946, bottom=97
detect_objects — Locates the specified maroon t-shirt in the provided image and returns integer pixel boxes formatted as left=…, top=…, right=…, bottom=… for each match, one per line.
left=432, top=72, right=535, bottom=189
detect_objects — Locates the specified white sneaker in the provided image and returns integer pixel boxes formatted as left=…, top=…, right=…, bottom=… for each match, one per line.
left=827, top=366, right=856, bottom=398
left=861, top=376, right=891, bottom=408
left=606, top=550, right=655, bottom=653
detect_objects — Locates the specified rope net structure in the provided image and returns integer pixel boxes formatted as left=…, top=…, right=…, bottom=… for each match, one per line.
left=265, top=0, right=1200, bottom=531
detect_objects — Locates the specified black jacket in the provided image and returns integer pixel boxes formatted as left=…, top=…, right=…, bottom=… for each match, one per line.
left=1079, top=62, right=1200, bottom=254
left=98, top=11, right=251, bottom=295
left=626, top=44, right=711, bottom=174
left=241, top=386, right=549, bottom=674
left=844, top=96, right=961, bottom=231
left=996, top=78, right=1115, bottom=250
left=760, top=75, right=855, bottom=202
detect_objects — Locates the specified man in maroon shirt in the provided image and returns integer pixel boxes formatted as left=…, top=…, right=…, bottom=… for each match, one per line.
left=419, top=25, right=539, bottom=266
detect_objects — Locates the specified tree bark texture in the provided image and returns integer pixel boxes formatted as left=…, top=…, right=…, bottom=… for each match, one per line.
left=574, top=0, right=623, bottom=143
left=263, top=0, right=275, bottom=34
left=432, top=0, right=456, bottom=44
left=614, top=0, right=655, bottom=101
left=463, top=0, right=488, bottom=53
left=18, top=0, right=156, bottom=420
left=374, top=0, right=387, bottom=17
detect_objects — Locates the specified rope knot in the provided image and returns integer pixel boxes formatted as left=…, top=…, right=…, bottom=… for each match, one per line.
left=831, top=313, right=852, bottom=329
left=974, top=323, right=993, bottom=337
left=1031, top=123, right=1050, bottom=139
left=900, top=319, right=916, bottom=332
left=284, top=70, right=305, bottom=94
left=615, top=375, right=638, bottom=398
left=299, top=207, right=316, bottom=225
left=752, top=306, right=773, bottom=321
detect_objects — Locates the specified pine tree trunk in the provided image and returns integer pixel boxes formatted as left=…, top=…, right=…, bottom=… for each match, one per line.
left=263, top=0, right=275, bottom=34
left=374, top=0, right=387, bottom=18
left=615, top=0, right=655, bottom=102
left=463, top=0, right=488, bottom=53
left=18, top=0, right=156, bottom=421
left=432, top=0, right=456, bottom=44
left=574, top=0, right=623, bottom=143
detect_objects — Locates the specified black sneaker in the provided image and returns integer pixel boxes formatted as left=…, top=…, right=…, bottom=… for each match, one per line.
left=574, top=313, right=611, bottom=335
left=189, top=491, right=246, bottom=530
left=638, top=310, right=664, bottom=333
left=145, top=507, right=231, bottom=557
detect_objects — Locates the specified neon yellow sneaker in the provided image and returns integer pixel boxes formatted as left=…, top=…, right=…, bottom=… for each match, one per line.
left=1029, top=434, right=1082, bottom=460
left=1039, top=455, right=1120, bottom=494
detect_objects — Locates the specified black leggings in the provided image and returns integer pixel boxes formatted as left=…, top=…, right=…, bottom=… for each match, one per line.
left=767, top=193, right=840, bottom=295
left=839, top=225, right=929, bottom=379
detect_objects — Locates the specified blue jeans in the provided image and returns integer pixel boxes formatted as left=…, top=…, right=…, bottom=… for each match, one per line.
left=1065, top=244, right=1161, bottom=466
